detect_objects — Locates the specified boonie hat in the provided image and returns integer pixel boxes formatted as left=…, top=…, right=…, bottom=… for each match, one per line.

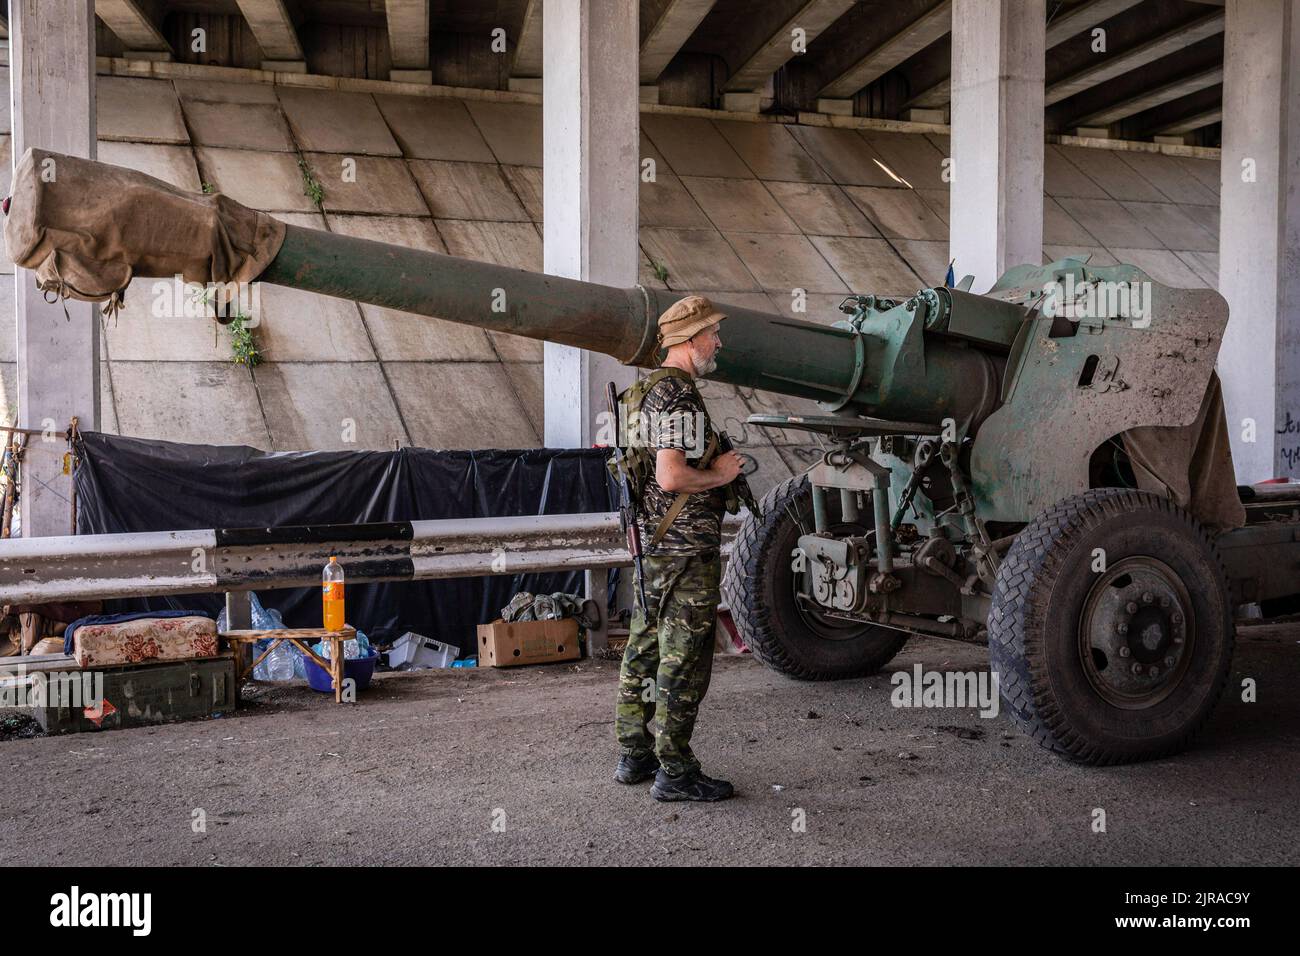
left=658, top=295, right=727, bottom=348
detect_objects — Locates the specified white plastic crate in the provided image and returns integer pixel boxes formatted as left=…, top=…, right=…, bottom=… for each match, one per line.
left=387, top=632, right=459, bottom=669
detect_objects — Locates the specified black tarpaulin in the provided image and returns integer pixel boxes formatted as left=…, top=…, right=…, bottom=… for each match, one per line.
left=73, top=432, right=615, bottom=653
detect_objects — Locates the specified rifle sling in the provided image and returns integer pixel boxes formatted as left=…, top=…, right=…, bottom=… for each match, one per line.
left=651, top=431, right=718, bottom=549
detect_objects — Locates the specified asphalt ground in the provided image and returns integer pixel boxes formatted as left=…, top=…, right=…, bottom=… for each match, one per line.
left=2, top=623, right=1295, bottom=866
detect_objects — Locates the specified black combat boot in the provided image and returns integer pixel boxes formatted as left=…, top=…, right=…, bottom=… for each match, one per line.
left=613, top=752, right=660, bottom=784
left=650, top=768, right=735, bottom=802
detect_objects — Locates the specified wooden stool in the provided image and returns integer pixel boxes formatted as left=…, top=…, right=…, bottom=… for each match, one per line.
left=221, top=626, right=357, bottom=704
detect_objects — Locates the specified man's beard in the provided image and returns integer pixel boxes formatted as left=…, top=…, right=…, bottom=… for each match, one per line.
left=690, top=349, right=717, bottom=376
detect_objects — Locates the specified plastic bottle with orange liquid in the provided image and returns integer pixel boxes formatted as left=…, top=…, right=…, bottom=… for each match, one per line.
left=322, top=556, right=346, bottom=631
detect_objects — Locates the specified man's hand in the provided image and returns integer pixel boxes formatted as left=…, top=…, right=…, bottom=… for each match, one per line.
left=709, top=450, right=743, bottom=485
left=656, top=447, right=739, bottom=493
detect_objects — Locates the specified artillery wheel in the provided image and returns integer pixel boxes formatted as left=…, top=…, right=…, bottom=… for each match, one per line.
left=989, top=488, right=1234, bottom=764
left=724, top=473, right=909, bottom=680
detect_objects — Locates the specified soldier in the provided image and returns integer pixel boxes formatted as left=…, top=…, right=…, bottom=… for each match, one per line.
left=613, top=295, right=744, bottom=802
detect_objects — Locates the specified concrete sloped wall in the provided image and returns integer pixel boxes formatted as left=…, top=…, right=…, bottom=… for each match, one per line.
left=0, top=71, right=1222, bottom=501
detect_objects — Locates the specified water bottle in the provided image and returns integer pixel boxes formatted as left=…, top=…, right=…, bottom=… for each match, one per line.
left=322, top=556, right=345, bottom=631
left=266, top=641, right=296, bottom=681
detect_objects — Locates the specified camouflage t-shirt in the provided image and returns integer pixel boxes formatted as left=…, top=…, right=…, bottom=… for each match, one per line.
left=636, top=369, right=726, bottom=556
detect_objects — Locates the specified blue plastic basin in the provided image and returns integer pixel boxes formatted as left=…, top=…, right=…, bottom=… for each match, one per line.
left=304, top=647, right=379, bottom=693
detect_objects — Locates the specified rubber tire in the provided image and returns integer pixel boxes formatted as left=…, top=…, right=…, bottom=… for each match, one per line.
left=988, top=488, right=1234, bottom=765
left=724, top=473, right=910, bottom=680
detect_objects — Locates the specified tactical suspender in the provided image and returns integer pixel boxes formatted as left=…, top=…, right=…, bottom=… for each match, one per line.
left=618, top=366, right=726, bottom=549
left=650, top=430, right=718, bottom=549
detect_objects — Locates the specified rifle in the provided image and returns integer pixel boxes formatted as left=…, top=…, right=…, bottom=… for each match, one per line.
left=714, top=429, right=760, bottom=518
left=606, top=381, right=650, bottom=615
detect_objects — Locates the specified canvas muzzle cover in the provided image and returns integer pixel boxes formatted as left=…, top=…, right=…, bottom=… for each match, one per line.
left=4, top=147, right=285, bottom=313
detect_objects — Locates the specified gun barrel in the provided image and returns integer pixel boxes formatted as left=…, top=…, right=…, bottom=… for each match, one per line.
left=6, top=148, right=1005, bottom=428
left=262, top=223, right=863, bottom=405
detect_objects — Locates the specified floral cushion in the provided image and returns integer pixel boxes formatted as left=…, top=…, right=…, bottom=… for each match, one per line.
left=73, top=616, right=219, bottom=668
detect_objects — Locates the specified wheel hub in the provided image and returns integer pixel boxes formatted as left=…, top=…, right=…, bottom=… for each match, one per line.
left=1080, top=557, right=1193, bottom=707
left=792, top=520, right=874, bottom=642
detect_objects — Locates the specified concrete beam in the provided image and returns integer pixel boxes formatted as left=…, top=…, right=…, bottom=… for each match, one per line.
left=234, top=0, right=305, bottom=68
left=725, top=0, right=855, bottom=93
left=1044, top=0, right=1144, bottom=48
left=1045, top=9, right=1225, bottom=106
left=1151, top=107, right=1222, bottom=134
left=1218, top=0, right=1300, bottom=482
left=1125, top=80, right=1222, bottom=137
left=908, top=76, right=950, bottom=109
left=902, top=0, right=1143, bottom=110
left=11, top=0, right=99, bottom=537
left=949, top=0, right=1044, bottom=293
left=640, top=0, right=717, bottom=84
left=1072, top=65, right=1223, bottom=126
left=95, top=0, right=172, bottom=56
left=385, top=0, right=430, bottom=73
left=1048, top=28, right=1223, bottom=134
left=512, top=0, right=544, bottom=77
left=542, top=0, right=639, bottom=448
left=818, top=0, right=951, bottom=100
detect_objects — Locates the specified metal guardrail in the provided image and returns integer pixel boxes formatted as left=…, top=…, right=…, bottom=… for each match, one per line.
left=0, top=513, right=633, bottom=605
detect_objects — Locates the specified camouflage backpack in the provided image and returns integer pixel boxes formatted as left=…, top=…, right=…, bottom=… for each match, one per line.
left=606, top=368, right=682, bottom=506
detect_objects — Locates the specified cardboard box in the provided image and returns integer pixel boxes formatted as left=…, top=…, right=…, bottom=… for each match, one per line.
left=477, top=618, right=580, bottom=667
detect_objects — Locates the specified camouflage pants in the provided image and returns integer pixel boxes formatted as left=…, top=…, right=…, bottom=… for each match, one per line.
left=615, top=550, right=721, bottom=777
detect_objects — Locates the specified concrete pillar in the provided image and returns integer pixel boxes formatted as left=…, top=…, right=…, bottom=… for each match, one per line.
left=385, top=0, right=433, bottom=84
left=1218, top=0, right=1300, bottom=482
left=224, top=590, right=253, bottom=676
left=948, top=0, right=1045, bottom=293
left=640, top=0, right=719, bottom=85
left=9, top=0, right=98, bottom=537
left=511, top=0, right=544, bottom=81
left=542, top=0, right=640, bottom=449
left=585, top=566, right=609, bottom=653
left=96, top=0, right=174, bottom=60
left=234, top=0, right=306, bottom=73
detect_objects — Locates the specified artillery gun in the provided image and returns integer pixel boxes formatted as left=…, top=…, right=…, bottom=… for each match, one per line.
left=8, top=148, right=1299, bottom=764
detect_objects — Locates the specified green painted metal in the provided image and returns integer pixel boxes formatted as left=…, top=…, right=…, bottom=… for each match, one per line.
left=835, top=294, right=1005, bottom=430
left=765, top=254, right=1239, bottom=641
left=32, top=656, right=237, bottom=735
left=261, top=230, right=1236, bottom=528
left=262, top=225, right=860, bottom=405
left=259, top=224, right=1004, bottom=427
left=970, top=261, right=1227, bottom=521
left=262, top=225, right=652, bottom=363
